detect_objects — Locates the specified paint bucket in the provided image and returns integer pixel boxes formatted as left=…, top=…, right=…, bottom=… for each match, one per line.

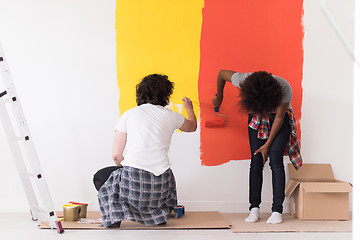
left=62, top=204, right=81, bottom=221
left=69, top=201, right=88, bottom=218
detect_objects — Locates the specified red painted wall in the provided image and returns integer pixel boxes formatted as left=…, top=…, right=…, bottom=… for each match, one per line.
left=198, top=0, right=304, bottom=165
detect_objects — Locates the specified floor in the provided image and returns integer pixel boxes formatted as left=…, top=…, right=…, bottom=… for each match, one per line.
left=0, top=213, right=352, bottom=240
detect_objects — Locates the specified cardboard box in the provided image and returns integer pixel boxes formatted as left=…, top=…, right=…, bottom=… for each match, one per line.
left=285, top=163, right=352, bottom=220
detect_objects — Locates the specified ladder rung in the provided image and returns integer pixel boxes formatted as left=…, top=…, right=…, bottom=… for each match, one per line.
left=27, top=172, right=43, bottom=179
left=31, top=206, right=57, bottom=220
left=30, top=206, right=58, bottom=220
left=11, top=136, right=30, bottom=141
left=0, top=97, right=20, bottom=104
left=10, top=136, right=30, bottom=141
left=0, top=98, right=11, bottom=105
left=11, top=137, right=24, bottom=141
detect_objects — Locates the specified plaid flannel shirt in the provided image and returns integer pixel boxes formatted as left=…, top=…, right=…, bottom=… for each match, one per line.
left=248, top=108, right=303, bottom=170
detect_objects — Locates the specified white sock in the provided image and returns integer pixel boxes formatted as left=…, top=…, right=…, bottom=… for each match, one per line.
left=245, top=207, right=260, bottom=223
left=267, top=212, right=282, bottom=224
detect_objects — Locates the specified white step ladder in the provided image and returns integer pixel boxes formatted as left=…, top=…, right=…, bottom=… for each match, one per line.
left=0, top=44, right=64, bottom=234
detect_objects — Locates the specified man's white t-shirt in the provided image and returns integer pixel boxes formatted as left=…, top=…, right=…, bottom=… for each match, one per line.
left=115, top=104, right=185, bottom=176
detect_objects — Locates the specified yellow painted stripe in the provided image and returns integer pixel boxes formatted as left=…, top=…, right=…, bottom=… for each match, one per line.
left=116, top=0, right=204, bottom=117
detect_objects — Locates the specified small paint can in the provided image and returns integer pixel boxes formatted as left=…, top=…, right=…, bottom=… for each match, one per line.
left=69, top=201, right=88, bottom=218
left=78, top=203, right=88, bottom=218
left=63, top=204, right=81, bottom=221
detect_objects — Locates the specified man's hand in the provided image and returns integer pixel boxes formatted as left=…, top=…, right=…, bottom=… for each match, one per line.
left=182, top=97, right=193, bottom=111
left=180, top=97, right=197, bottom=132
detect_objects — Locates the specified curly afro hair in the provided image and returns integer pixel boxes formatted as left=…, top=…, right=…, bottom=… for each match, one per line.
left=239, top=71, right=283, bottom=115
left=136, top=74, right=174, bottom=106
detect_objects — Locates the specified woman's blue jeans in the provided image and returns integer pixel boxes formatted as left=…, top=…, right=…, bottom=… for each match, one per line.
left=248, top=113, right=291, bottom=214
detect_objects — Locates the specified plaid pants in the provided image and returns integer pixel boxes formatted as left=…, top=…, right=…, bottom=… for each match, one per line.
left=96, top=166, right=178, bottom=227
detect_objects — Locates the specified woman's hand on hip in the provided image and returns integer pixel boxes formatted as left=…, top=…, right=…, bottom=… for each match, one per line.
left=254, top=143, right=270, bottom=165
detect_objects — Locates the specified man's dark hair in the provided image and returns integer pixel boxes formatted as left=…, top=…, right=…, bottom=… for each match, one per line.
left=239, top=71, right=283, bottom=115
left=136, top=74, right=174, bottom=106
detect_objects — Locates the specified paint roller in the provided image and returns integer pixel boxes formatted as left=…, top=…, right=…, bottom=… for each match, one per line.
left=204, top=94, right=228, bottom=128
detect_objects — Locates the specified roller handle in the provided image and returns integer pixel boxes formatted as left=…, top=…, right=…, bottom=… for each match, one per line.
left=214, top=94, right=219, bottom=112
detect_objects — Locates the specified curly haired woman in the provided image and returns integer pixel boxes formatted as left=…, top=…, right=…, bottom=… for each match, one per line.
left=212, top=70, right=302, bottom=224
left=93, top=74, right=197, bottom=228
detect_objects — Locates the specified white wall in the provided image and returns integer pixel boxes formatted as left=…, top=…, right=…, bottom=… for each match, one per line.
left=0, top=0, right=119, bottom=212
left=0, top=0, right=354, bottom=213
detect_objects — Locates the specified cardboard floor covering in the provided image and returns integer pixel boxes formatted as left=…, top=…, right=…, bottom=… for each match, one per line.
left=38, top=211, right=231, bottom=230
left=39, top=212, right=352, bottom=232
left=222, top=213, right=352, bottom=233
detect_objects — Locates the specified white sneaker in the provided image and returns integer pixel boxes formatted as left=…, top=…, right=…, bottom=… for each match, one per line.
left=245, top=207, right=260, bottom=223
left=267, top=212, right=282, bottom=224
